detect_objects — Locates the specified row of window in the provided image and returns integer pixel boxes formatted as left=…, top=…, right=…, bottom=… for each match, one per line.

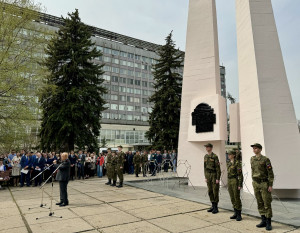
left=95, top=46, right=157, bottom=64
left=96, top=56, right=152, bottom=71
left=104, top=103, right=152, bottom=113
left=102, top=85, right=153, bottom=96
left=102, top=113, right=149, bottom=121
left=99, top=129, right=149, bottom=145
left=103, top=75, right=151, bottom=87
left=102, top=65, right=154, bottom=78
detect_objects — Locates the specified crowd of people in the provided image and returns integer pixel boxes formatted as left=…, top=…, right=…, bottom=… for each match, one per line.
left=0, top=148, right=177, bottom=188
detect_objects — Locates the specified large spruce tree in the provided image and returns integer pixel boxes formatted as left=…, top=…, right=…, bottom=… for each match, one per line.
left=40, top=9, right=106, bottom=152
left=146, top=32, right=184, bottom=150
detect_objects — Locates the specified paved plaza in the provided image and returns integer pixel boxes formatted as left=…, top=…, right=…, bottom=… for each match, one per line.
left=0, top=174, right=299, bottom=233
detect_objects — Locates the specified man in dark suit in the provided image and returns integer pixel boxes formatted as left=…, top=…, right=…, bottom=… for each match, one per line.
left=20, top=152, right=32, bottom=187
left=54, top=152, right=70, bottom=207
left=32, top=152, right=46, bottom=186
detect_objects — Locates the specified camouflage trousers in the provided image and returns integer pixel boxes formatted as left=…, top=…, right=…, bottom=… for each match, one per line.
left=228, top=178, right=242, bottom=210
left=253, top=181, right=273, bottom=218
left=111, top=165, right=117, bottom=181
left=106, top=164, right=111, bottom=180
left=134, top=164, right=140, bottom=175
left=142, top=163, right=147, bottom=176
left=206, top=173, right=219, bottom=203
left=117, top=167, right=123, bottom=182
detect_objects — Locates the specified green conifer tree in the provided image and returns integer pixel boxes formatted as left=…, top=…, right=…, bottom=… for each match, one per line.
left=146, top=32, right=184, bottom=150
left=40, top=9, right=106, bottom=152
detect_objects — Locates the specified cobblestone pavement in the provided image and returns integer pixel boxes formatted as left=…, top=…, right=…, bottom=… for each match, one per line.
left=0, top=174, right=298, bottom=233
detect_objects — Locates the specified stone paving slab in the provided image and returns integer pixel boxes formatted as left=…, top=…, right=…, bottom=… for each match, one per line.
left=101, top=221, right=169, bottom=233
left=83, top=210, right=140, bottom=228
left=30, top=217, right=94, bottom=233
left=149, top=213, right=213, bottom=233
left=185, top=225, right=238, bottom=233
left=0, top=214, right=25, bottom=231
left=70, top=204, right=120, bottom=217
left=3, top=226, right=29, bottom=233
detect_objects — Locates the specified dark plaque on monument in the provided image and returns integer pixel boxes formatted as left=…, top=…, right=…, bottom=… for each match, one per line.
left=191, top=103, right=216, bottom=133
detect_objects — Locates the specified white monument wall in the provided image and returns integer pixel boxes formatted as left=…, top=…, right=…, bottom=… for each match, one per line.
left=178, top=0, right=227, bottom=187
left=236, top=0, right=300, bottom=197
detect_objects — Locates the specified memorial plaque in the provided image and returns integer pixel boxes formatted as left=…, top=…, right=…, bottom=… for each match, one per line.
left=191, top=103, right=216, bottom=133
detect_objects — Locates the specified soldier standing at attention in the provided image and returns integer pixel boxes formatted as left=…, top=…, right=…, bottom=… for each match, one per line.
left=110, top=151, right=117, bottom=187
left=133, top=151, right=141, bottom=177
left=105, top=148, right=112, bottom=185
left=142, top=151, right=148, bottom=177
left=116, top=145, right=125, bottom=188
left=204, top=143, right=221, bottom=214
left=251, top=143, right=274, bottom=231
left=227, top=150, right=243, bottom=221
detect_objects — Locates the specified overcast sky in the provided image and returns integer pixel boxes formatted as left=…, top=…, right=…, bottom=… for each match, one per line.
left=37, top=0, right=300, bottom=119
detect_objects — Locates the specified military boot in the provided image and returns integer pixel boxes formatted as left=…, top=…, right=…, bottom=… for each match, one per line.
left=117, top=181, right=123, bottom=188
left=207, top=203, right=214, bottom=212
left=236, top=210, right=242, bottom=221
left=212, top=202, right=219, bottom=214
left=105, top=179, right=111, bottom=185
left=266, top=218, right=272, bottom=231
left=230, top=209, right=237, bottom=219
left=110, top=180, right=116, bottom=187
left=256, top=215, right=267, bottom=228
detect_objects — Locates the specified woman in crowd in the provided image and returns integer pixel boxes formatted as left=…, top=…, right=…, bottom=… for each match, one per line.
left=96, top=153, right=105, bottom=178
left=85, top=153, right=92, bottom=179
left=11, top=152, right=21, bottom=186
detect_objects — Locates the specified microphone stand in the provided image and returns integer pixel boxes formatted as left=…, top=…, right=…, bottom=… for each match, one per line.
left=36, top=163, right=63, bottom=220
left=29, top=164, right=54, bottom=210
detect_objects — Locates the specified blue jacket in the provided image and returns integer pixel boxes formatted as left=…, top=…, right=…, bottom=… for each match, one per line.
left=33, top=157, right=46, bottom=170
left=20, top=156, right=32, bottom=169
left=156, top=154, right=163, bottom=164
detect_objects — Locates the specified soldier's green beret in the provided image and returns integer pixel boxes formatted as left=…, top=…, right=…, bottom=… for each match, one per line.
left=228, top=150, right=236, bottom=156
left=117, top=145, right=123, bottom=148
left=204, top=143, right=213, bottom=148
left=251, top=143, right=262, bottom=149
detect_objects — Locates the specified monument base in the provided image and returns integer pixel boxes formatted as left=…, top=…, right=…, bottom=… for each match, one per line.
left=178, top=140, right=227, bottom=187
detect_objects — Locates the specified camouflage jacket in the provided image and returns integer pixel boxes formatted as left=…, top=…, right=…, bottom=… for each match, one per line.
left=133, top=154, right=141, bottom=164
left=251, top=155, right=274, bottom=187
left=106, top=153, right=112, bottom=164
left=116, top=151, right=125, bottom=166
left=204, top=153, right=221, bottom=180
left=227, top=159, right=243, bottom=187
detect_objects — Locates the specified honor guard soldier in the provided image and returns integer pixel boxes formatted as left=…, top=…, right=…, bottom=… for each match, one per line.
left=142, top=151, right=148, bottom=177
left=110, top=151, right=117, bottom=187
left=133, top=151, right=141, bottom=177
left=204, top=143, right=221, bottom=214
left=227, top=150, right=243, bottom=221
left=251, top=143, right=274, bottom=231
left=116, top=146, right=125, bottom=188
left=105, top=148, right=112, bottom=185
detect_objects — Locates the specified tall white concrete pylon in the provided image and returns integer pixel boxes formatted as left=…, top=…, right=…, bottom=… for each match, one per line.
left=236, top=0, right=300, bottom=197
left=177, top=0, right=227, bottom=187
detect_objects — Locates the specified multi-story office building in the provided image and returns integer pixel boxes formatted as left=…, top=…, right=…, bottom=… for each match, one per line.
left=35, top=12, right=227, bottom=151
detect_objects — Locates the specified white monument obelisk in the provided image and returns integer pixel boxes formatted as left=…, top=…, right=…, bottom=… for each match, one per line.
left=236, top=0, right=300, bottom=197
left=178, top=0, right=227, bottom=186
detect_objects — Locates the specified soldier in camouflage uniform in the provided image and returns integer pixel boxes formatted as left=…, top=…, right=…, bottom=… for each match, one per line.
left=116, top=145, right=125, bottom=188
left=227, top=150, right=243, bottom=221
left=204, top=143, right=221, bottom=214
left=110, top=151, right=117, bottom=187
left=133, top=151, right=141, bottom=177
left=251, top=143, right=274, bottom=231
left=105, top=148, right=112, bottom=185
left=142, top=151, right=148, bottom=177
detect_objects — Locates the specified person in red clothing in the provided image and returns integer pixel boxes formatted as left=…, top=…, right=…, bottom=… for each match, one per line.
left=96, top=153, right=105, bottom=178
